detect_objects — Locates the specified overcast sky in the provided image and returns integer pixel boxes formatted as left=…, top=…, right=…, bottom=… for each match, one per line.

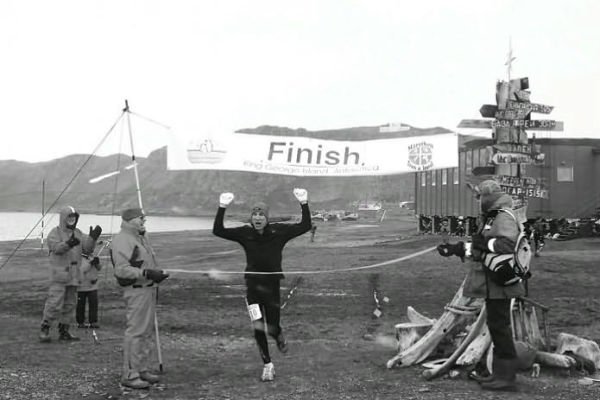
left=1, top=0, right=599, bottom=162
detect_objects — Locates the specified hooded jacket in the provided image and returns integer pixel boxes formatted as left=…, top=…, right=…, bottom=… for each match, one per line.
left=111, top=220, right=158, bottom=287
left=463, top=194, right=526, bottom=299
left=78, top=255, right=103, bottom=291
left=213, top=202, right=311, bottom=280
left=46, top=206, right=95, bottom=286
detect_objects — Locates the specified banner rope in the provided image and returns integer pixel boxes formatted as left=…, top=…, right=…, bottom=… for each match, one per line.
left=163, top=246, right=436, bottom=275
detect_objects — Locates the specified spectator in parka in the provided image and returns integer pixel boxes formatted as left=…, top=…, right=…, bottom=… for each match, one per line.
left=76, top=251, right=102, bottom=328
left=111, top=207, right=169, bottom=390
left=213, top=188, right=311, bottom=382
left=40, top=206, right=102, bottom=342
left=437, top=180, right=526, bottom=391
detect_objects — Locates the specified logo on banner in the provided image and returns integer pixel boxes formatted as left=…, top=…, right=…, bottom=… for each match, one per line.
left=187, top=139, right=227, bottom=164
left=407, top=142, right=434, bottom=171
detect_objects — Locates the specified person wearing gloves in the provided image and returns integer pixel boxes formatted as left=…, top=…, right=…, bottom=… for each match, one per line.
left=213, top=188, right=311, bottom=382
left=40, top=205, right=102, bottom=342
left=76, top=252, right=102, bottom=329
left=111, top=207, right=169, bottom=390
left=437, top=179, right=526, bottom=391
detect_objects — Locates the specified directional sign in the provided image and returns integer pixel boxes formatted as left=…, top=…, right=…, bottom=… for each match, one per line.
left=501, top=185, right=549, bottom=199
left=493, top=143, right=533, bottom=154
left=457, top=119, right=492, bottom=129
left=496, top=175, right=540, bottom=187
left=495, top=108, right=530, bottom=120
left=479, top=104, right=498, bottom=118
left=510, top=77, right=530, bottom=91
left=491, top=152, right=545, bottom=165
left=514, top=90, right=530, bottom=102
left=506, top=100, right=554, bottom=114
left=492, top=119, right=563, bottom=131
left=472, top=166, right=496, bottom=176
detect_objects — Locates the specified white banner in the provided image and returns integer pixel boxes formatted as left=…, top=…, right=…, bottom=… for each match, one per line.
left=167, top=132, right=458, bottom=177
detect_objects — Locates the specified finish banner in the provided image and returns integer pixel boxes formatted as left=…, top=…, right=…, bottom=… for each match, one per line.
left=167, top=132, right=458, bottom=177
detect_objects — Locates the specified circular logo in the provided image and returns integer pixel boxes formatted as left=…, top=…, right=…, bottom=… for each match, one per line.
left=407, top=142, right=434, bottom=171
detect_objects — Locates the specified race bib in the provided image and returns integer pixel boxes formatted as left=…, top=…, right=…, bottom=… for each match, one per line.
left=247, top=303, right=262, bottom=321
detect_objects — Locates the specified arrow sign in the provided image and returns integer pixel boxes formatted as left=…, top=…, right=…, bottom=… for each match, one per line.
left=514, top=90, right=530, bottom=102
left=493, top=144, right=533, bottom=154
left=491, top=152, right=545, bottom=165
left=495, top=109, right=530, bottom=120
left=507, top=100, right=554, bottom=114
left=457, top=119, right=492, bottom=129
left=491, top=119, right=563, bottom=131
left=479, top=104, right=498, bottom=118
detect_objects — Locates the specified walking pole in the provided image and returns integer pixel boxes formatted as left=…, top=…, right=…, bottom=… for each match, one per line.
left=124, top=99, right=164, bottom=372
left=155, top=286, right=164, bottom=372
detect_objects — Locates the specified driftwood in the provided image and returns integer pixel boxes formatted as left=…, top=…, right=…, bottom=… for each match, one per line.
left=535, top=351, right=577, bottom=369
left=422, top=304, right=487, bottom=380
left=394, top=307, right=436, bottom=352
left=456, top=324, right=491, bottom=366
left=386, top=278, right=480, bottom=369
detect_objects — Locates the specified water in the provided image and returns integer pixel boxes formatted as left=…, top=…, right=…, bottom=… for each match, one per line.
left=0, top=211, right=221, bottom=242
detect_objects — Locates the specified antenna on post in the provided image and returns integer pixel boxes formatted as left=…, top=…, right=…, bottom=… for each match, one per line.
left=505, top=36, right=516, bottom=82
left=123, top=99, right=130, bottom=113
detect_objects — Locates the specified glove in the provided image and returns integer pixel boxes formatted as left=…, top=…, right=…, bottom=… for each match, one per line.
left=129, top=245, right=144, bottom=268
left=143, top=269, right=169, bottom=283
left=436, top=242, right=465, bottom=261
left=471, top=234, right=488, bottom=252
left=66, top=233, right=80, bottom=248
left=90, top=256, right=100, bottom=268
left=89, top=225, right=102, bottom=241
left=219, top=192, right=234, bottom=208
left=293, top=188, right=308, bottom=203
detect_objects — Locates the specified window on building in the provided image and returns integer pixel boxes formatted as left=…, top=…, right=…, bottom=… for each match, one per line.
left=557, top=165, right=574, bottom=182
left=421, top=172, right=426, bottom=186
left=430, top=171, right=436, bottom=186
left=442, top=169, right=448, bottom=185
left=453, top=167, right=459, bottom=184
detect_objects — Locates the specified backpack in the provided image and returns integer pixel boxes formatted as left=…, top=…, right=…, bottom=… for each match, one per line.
left=481, top=209, right=532, bottom=286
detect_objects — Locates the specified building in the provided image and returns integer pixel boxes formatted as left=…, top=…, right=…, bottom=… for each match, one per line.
left=415, top=137, right=600, bottom=225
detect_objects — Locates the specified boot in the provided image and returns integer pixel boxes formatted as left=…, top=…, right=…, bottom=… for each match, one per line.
left=481, top=358, right=518, bottom=391
left=471, top=356, right=502, bottom=384
left=39, top=321, right=51, bottom=343
left=58, top=323, right=80, bottom=341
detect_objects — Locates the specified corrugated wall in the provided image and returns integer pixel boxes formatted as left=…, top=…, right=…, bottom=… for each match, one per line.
left=415, top=143, right=600, bottom=219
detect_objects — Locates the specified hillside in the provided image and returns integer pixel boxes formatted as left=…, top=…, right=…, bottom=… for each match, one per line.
left=0, top=124, right=472, bottom=216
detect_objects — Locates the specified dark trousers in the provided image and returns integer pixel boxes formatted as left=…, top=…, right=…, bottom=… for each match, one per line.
left=486, top=298, right=516, bottom=359
left=246, top=278, right=281, bottom=364
left=76, top=290, right=98, bottom=325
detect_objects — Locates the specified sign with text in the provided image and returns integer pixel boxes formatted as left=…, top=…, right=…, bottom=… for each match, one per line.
left=491, top=119, right=563, bottom=131
left=496, top=175, right=540, bottom=187
left=493, top=143, right=534, bottom=154
left=495, top=108, right=530, bottom=120
left=514, top=90, right=531, bottom=101
left=501, top=185, right=549, bottom=199
left=167, top=132, right=458, bottom=176
left=507, top=100, right=554, bottom=114
left=491, top=152, right=545, bottom=165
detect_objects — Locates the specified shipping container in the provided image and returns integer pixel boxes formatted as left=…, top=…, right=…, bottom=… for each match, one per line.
left=415, top=137, right=600, bottom=220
